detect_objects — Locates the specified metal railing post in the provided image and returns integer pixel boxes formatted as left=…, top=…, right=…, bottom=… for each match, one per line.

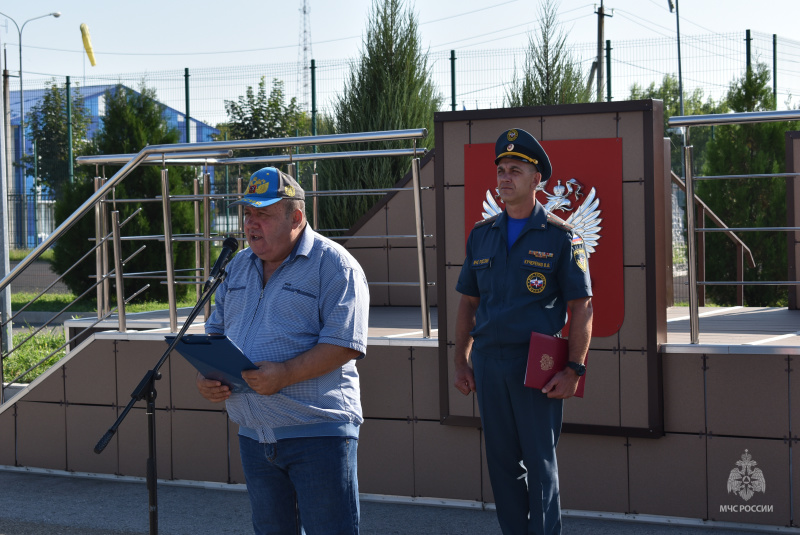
left=160, top=167, right=177, bottom=332
left=410, top=157, right=431, bottom=338
left=94, top=177, right=105, bottom=319
left=238, top=176, right=244, bottom=243
left=736, top=244, right=744, bottom=305
left=112, top=211, right=126, bottom=333
left=193, top=177, right=201, bottom=303
left=312, top=170, right=319, bottom=231
left=203, top=170, right=211, bottom=319
left=697, top=205, right=706, bottom=307
left=683, top=144, right=700, bottom=343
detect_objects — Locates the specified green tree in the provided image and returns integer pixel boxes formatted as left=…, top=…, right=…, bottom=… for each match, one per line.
left=53, top=83, right=196, bottom=302
left=22, top=80, right=92, bottom=195
left=629, top=74, right=724, bottom=173
left=316, top=0, right=442, bottom=232
left=505, top=0, right=592, bottom=107
left=223, top=78, right=307, bottom=158
left=696, top=63, right=799, bottom=306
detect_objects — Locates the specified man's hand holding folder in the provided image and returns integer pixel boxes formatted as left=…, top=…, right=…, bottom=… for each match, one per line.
left=524, top=332, right=587, bottom=399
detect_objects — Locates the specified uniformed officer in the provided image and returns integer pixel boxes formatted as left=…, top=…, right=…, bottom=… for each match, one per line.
left=453, top=128, right=593, bottom=535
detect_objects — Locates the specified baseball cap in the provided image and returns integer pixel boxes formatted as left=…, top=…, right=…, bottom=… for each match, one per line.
left=229, top=167, right=305, bottom=208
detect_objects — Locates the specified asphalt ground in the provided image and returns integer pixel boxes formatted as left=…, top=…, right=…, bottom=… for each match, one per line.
left=0, top=469, right=777, bottom=535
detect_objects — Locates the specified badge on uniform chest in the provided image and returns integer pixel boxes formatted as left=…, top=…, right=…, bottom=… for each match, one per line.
left=526, top=272, right=546, bottom=293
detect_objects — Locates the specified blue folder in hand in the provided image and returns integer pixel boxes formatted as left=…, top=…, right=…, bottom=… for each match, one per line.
left=166, top=334, right=258, bottom=394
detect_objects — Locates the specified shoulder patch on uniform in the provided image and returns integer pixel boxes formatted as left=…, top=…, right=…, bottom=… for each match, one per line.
left=546, top=211, right=574, bottom=232
left=474, top=214, right=499, bottom=228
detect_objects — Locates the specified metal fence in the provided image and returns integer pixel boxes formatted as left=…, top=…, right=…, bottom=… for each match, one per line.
left=5, top=30, right=799, bottom=284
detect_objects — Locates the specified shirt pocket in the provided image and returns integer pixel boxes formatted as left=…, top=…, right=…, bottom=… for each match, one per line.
left=269, top=282, right=320, bottom=328
left=519, top=263, right=556, bottom=301
left=469, top=256, right=494, bottom=293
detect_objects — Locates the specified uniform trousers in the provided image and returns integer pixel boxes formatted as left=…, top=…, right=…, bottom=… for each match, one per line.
left=472, top=350, right=564, bottom=535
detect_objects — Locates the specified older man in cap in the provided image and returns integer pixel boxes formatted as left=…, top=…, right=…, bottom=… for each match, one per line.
left=196, top=167, right=370, bottom=535
left=454, top=129, right=593, bottom=535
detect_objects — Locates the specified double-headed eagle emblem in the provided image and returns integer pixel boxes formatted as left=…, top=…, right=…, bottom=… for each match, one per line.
left=481, top=178, right=603, bottom=256
left=727, top=449, right=766, bottom=502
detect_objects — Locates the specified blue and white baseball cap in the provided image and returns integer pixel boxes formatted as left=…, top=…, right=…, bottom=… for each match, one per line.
left=229, top=167, right=305, bottom=208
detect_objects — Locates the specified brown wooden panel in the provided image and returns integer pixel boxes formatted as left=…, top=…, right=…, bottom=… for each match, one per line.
left=446, top=345, right=477, bottom=419
left=172, top=410, right=229, bottom=483
left=414, top=420, right=482, bottom=501
left=115, top=339, right=171, bottom=410
left=617, top=111, right=646, bottom=183
left=22, top=364, right=64, bottom=403
left=620, top=352, right=649, bottom=429
left=707, top=437, right=789, bottom=526
left=662, top=353, right=705, bottom=434
left=706, top=354, right=788, bottom=438
left=443, top=185, right=466, bottom=266
left=65, top=339, right=116, bottom=406
left=386, top=246, right=437, bottom=307
left=117, top=407, right=172, bottom=479
left=411, top=347, right=440, bottom=421
left=0, top=407, right=15, bottom=465
left=359, top=418, right=414, bottom=496
left=16, top=401, right=66, bottom=470
left=558, top=433, right=628, bottom=513
left=540, top=113, right=618, bottom=141
left=622, top=180, right=647, bottom=266
left=349, top=246, right=389, bottom=306
left=229, top=421, right=245, bottom=484
left=66, top=404, right=118, bottom=475
left=618, top=266, right=648, bottom=351
left=469, top=118, right=543, bottom=146
left=562, top=350, right=619, bottom=427
left=359, top=346, right=412, bottom=420
left=440, top=121, right=472, bottom=188
left=345, top=205, right=389, bottom=249
left=629, top=433, right=707, bottom=519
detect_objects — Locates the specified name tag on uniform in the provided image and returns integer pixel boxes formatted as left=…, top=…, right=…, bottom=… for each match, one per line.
left=522, top=258, right=553, bottom=271
left=472, top=258, right=491, bottom=268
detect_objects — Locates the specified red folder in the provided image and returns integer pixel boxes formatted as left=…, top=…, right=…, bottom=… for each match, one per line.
left=524, top=331, right=586, bottom=398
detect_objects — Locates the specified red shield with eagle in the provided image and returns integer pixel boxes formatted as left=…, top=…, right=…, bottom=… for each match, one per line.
left=463, top=138, right=624, bottom=337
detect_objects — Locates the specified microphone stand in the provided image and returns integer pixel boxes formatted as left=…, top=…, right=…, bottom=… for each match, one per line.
left=94, top=268, right=228, bottom=535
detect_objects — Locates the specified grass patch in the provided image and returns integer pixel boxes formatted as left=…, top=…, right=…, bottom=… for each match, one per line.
left=12, top=291, right=212, bottom=314
left=3, top=326, right=66, bottom=383
left=9, top=248, right=55, bottom=263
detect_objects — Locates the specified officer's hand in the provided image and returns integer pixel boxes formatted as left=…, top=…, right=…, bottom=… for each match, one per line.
left=242, top=361, right=289, bottom=396
left=542, top=369, right=579, bottom=399
left=454, top=364, right=476, bottom=396
left=196, top=372, right=231, bottom=403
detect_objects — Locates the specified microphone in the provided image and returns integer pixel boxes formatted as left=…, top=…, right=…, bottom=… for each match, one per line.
left=204, top=237, right=239, bottom=291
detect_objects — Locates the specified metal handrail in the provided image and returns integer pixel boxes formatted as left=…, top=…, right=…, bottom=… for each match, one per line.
left=668, top=110, right=800, bottom=128
left=668, top=110, right=800, bottom=343
left=0, top=129, right=427, bottom=294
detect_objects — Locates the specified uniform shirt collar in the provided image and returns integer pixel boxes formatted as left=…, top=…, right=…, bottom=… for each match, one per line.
left=491, top=201, right=548, bottom=232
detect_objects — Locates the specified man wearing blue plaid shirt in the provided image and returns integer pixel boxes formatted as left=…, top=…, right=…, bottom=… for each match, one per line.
left=197, top=167, right=370, bottom=535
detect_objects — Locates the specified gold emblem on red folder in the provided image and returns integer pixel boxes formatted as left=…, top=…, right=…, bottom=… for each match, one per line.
left=540, top=354, right=554, bottom=371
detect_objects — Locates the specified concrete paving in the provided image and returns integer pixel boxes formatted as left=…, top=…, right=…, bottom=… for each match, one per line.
left=0, top=469, right=777, bottom=535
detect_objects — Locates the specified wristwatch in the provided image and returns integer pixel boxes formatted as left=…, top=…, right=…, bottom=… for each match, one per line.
left=566, top=361, right=586, bottom=376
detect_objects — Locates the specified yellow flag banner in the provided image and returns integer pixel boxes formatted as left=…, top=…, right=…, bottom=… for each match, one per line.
left=80, top=23, right=96, bottom=66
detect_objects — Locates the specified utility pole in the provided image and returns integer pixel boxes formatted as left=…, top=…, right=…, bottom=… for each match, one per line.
left=297, top=0, right=312, bottom=111
left=595, top=1, right=613, bottom=102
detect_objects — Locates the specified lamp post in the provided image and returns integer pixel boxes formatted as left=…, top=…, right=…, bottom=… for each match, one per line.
left=0, top=11, right=61, bottom=184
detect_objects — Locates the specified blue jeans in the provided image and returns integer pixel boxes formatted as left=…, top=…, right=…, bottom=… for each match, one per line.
left=239, top=435, right=360, bottom=535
